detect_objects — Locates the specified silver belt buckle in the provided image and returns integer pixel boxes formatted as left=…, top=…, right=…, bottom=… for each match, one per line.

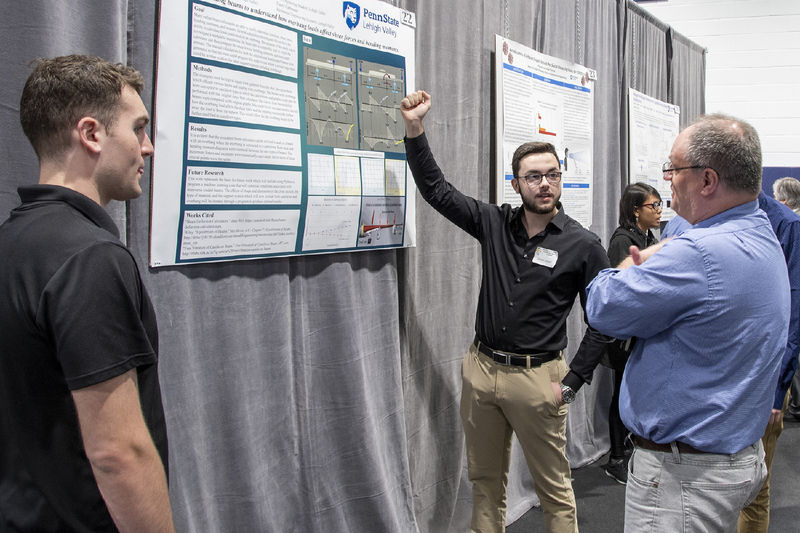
left=494, top=351, right=511, bottom=365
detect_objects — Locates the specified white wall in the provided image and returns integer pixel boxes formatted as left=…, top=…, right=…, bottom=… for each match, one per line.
left=638, top=0, right=800, bottom=168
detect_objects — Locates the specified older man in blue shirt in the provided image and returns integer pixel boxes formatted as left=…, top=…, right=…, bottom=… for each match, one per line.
left=586, top=114, right=790, bottom=532
left=664, top=191, right=800, bottom=533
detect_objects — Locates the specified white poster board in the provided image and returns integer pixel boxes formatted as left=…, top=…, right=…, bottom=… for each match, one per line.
left=494, top=35, right=595, bottom=228
left=150, top=0, right=416, bottom=266
left=628, top=88, right=680, bottom=221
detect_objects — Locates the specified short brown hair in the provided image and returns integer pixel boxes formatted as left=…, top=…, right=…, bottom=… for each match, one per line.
left=19, top=55, right=144, bottom=160
left=511, top=142, right=560, bottom=179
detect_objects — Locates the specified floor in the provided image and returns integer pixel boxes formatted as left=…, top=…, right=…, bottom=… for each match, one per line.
left=507, top=417, right=800, bottom=532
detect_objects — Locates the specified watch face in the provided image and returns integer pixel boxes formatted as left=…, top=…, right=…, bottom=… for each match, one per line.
left=561, top=386, right=576, bottom=403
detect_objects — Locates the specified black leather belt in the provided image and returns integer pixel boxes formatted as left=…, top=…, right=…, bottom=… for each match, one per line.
left=633, top=435, right=708, bottom=454
left=474, top=339, right=560, bottom=368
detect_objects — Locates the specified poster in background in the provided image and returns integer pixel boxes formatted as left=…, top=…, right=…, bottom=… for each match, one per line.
left=494, top=35, right=595, bottom=228
left=628, top=88, right=680, bottom=221
left=150, top=0, right=416, bottom=266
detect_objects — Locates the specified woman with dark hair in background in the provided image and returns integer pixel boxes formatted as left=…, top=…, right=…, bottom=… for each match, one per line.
left=602, top=182, right=661, bottom=484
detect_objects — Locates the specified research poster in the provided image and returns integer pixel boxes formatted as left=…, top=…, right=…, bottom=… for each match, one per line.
left=150, top=0, right=417, bottom=266
left=494, top=36, right=595, bottom=228
left=627, top=88, right=680, bottom=221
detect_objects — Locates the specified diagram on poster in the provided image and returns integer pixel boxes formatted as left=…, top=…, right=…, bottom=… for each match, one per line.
left=628, top=88, right=680, bottom=221
left=357, top=196, right=405, bottom=247
left=304, top=49, right=357, bottom=149
left=357, top=60, right=405, bottom=153
left=150, top=0, right=416, bottom=266
left=494, top=36, right=595, bottom=228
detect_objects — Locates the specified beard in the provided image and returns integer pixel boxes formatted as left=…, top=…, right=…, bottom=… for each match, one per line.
left=520, top=190, right=560, bottom=215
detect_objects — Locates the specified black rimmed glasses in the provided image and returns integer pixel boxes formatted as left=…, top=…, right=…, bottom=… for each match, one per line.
left=641, top=201, right=663, bottom=211
left=518, top=171, right=562, bottom=186
left=662, top=161, right=704, bottom=176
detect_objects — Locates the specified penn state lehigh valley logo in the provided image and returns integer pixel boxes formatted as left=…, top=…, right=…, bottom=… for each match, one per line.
left=343, top=1, right=360, bottom=29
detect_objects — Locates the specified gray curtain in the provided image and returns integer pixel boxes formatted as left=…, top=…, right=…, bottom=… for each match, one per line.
left=0, top=1, right=704, bottom=531
left=669, top=30, right=707, bottom=128
left=625, top=3, right=669, bottom=101
left=618, top=2, right=670, bottom=190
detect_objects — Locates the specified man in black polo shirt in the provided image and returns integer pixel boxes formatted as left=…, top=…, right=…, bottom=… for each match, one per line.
left=401, top=91, right=610, bottom=532
left=0, top=55, right=174, bottom=532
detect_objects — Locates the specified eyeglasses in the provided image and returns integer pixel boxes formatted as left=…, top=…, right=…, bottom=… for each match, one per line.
left=518, top=171, right=562, bottom=186
left=662, top=161, right=704, bottom=175
left=641, top=201, right=662, bottom=211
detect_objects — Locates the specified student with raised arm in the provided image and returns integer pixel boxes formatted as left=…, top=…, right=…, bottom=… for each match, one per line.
left=402, top=90, right=611, bottom=533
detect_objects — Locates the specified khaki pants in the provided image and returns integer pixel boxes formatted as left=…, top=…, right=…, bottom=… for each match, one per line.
left=737, top=392, right=789, bottom=533
left=460, top=343, right=578, bottom=533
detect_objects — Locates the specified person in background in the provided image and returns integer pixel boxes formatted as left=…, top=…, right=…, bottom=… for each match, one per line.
left=601, top=182, right=661, bottom=484
left=0, top=55, right=174, bottom=532
left=400, top=89, right=611, bottom=533
left=773, top=176, right=800, bottom=214
left=586, top=114, right=789, bottom=532
left=773, top=178, right=800, bottom=422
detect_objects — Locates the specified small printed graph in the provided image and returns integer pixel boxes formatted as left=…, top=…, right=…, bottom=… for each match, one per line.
left=334, top=155, right=361, bottom=196
left=358, top=60, right=405, bottom=154
left=302, top=196, right=361, bottom=251
left=304, top=48, right=358, bottom=149
left=565, top=149, right=589, bottom=176
left=385, top=158, right=406, bottom=196
left=307, top=153, right=335, bottom=195
left=357, top=197, right=405, bottom=247
left=536, top=99, right=561, bottom=139
left=538, top=112, right=557, bottom=136
left=360, top=210, right=399, bottom=236
left=360, top=156, right=385, bottom=196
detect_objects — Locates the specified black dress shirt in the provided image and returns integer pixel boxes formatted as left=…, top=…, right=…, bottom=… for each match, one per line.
left=406, top=133, right=611, bottom=390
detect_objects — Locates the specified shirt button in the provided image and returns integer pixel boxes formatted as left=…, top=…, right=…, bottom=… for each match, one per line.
left=501, top=326, right=507, bottom=332
left=508, top=301, right=515, bottom=307
left=515, top=277, right=521, bottom=283
left=523, top=254, right=528, bottom=258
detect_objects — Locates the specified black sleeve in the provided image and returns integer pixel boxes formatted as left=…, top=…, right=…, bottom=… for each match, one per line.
left=562, top=234, right=615, bottom=390
left=38, top=242, right=157, bottom=390
left=405, top=133, right=486, bottom=239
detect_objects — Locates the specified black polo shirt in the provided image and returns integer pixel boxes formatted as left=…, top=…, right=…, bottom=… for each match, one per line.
left=406, top=133, right=611, bottom=390
left=0, top=185, right=166, bottom=532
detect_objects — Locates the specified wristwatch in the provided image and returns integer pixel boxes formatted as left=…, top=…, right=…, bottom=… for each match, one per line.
left=560, top=384, right=576, bottom=404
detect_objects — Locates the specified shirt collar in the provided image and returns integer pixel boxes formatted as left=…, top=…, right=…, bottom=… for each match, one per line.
left=17, top=185, right=120, bottom=239
left=693, top=199, right=759, bottom=229
left=512, top=202, right=567, bottom=234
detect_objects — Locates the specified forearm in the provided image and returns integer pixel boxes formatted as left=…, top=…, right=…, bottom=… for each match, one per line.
left=73, top=370, right=175, bottom=533
left=563, top=326, right=614, bottom=390
left=91, top=439, right=175, bottom=533
left=617, top=255, right=635, bottom=269
left=618, top=239, right=669, bottom=269
left=404, top=117, right=424, bottom=138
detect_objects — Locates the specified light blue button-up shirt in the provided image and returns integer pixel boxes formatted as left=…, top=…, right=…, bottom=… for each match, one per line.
left=586, top=200, right=790, bottom=453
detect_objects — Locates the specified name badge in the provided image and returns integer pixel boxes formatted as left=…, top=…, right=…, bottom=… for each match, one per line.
left=532, top=247, right=558, bottom=268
